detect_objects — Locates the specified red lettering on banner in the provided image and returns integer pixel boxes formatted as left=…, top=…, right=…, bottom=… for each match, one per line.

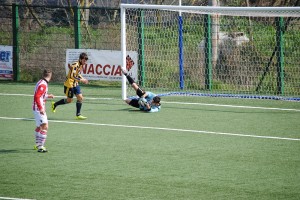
left=126, top=55, right=134, bottom=71
left=87, top=64, right=94, bottom=74
left=103, top=65, right=111, bottom=75
left=77, top=64, right=125, bottom=77
left=96, top=64, right=102, bottom=75
left=111, top=65, right=115, bottom=75
left=115, top=66, right=122, bottom=76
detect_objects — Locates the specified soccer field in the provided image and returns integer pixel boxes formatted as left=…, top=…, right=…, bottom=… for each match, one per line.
left=0, top=82, right=300, bottom=200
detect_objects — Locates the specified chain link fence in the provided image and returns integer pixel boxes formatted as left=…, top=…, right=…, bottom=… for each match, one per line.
left=1, top=3, right=299, bottom=98
left=0, top=4, right=121, bottom=82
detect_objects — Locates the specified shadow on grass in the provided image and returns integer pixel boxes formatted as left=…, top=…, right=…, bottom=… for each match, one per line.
left=85, top=100, right=122, bottom=106
left=0, top=149, right=34, bottom=154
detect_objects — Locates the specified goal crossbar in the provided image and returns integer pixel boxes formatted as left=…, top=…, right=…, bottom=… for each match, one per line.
left=120, top=4, right=300, bottom=17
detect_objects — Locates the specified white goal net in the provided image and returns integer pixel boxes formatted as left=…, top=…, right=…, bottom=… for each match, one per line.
left=121, top=4, right=300, bottom=101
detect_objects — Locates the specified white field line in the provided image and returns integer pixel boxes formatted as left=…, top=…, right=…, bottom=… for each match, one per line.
left=0, top=93, right=113, bottom=100
left=163, top=101, right=300, bottom=112
left=1, top=93, right=300, bottom=112
left=0, top=197, right=36, bottom=200
left=0, top=116, right=299, bottom=141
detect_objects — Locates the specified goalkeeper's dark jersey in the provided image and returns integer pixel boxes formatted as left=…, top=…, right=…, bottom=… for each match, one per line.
left=64, top=61, right=83, bottom=88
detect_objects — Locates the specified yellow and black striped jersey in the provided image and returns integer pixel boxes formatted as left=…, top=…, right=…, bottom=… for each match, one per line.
left=64, top=61, right=83, bottom=88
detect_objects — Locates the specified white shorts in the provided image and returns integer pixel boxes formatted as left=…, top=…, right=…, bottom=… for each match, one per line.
left=33, top=110, right=48, bottom=127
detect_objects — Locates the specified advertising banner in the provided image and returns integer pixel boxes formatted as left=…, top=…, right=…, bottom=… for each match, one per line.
left=65, top=49, right=138, bottom=81
left=0, top=45, right=13, bottom=80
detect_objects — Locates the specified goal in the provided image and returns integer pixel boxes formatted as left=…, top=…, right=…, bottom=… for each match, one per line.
left=120, top=4, right=300, bottom=101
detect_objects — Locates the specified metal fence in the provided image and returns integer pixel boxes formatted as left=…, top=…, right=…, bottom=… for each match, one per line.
left=0, top=4, right=121, bottom=82
left=1, top=4, right=300, bottom=98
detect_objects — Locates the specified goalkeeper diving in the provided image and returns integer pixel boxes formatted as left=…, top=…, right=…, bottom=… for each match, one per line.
left=122, top=68, right=161, bottom=113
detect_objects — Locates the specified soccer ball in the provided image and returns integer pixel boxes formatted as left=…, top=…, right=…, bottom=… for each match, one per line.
left=138, top=98, right=147, bottom=107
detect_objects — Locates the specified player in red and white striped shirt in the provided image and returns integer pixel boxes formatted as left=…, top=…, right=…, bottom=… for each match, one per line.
left=32, top=69, right=54, bottom=153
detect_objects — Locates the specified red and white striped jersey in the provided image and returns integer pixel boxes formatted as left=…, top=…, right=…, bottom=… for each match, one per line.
left=32, top=78, right=49, bottom=111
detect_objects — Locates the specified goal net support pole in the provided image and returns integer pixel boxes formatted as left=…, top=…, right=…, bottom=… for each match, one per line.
left=121, top=5, right=127, bottom=100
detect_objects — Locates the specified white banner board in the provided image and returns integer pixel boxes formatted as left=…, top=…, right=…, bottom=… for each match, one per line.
left=65, top=49, right=138, bottom=81
left=0, top=45, right=13, bottom=80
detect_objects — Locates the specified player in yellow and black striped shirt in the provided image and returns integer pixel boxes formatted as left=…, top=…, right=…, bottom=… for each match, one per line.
left=51, top=52, right=89, bottom=120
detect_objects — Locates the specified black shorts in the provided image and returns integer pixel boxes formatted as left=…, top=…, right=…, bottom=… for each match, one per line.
left=64, top=85, right=81, bottom=98
left=129, top=99, right=139, bottom=108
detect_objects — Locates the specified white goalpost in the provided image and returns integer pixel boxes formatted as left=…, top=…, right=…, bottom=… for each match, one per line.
left=121, top=4, right=300, bottom=101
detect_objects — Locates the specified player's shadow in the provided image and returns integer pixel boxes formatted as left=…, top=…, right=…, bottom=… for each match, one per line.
left=86, top=101, right=143, bottom=112
left=126, top=109, right=144, bottom=112
left=0, top=149, right=32, bottom=154
left=0, top=149, right=20, bottom=154
left=87, top=101, right=121, bottom=106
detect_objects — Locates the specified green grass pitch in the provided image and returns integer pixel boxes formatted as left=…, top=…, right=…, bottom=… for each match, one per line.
left=0, top=82, right=300, bottom=200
